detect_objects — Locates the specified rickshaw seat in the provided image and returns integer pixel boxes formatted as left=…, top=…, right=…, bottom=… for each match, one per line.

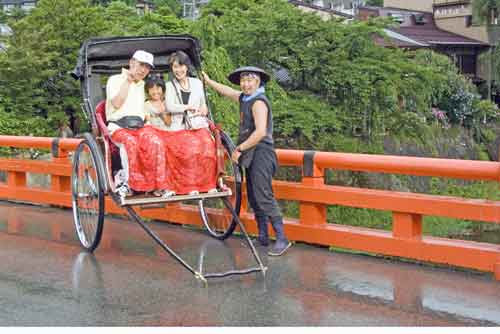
left=95, top=101, right=110, bottom=138
left=95, top=100, right=120, bottom=159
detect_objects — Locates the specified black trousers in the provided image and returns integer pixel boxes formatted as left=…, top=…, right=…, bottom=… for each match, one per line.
left=245, top=146, right=282, bottom=219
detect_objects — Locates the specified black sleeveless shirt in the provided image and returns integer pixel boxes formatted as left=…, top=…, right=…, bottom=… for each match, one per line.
left=237, top=93, right=274, bottom=148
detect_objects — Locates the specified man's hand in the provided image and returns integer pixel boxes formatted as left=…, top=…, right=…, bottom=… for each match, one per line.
left=126, top=71, right=135, bottom=83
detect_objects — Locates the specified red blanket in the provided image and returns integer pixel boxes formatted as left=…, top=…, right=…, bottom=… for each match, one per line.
left=155, top=127, right=217, bottom=194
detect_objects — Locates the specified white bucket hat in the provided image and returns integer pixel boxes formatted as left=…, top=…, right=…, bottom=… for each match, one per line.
left=132, top=50, right=154, bottom=68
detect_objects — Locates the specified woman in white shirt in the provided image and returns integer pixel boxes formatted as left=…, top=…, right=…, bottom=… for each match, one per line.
left=154, top=51, right=217, bottom=196
left=164, top=58, right=208, bottom=130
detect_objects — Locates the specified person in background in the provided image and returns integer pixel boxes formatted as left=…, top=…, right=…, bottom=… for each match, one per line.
left=58, top=119, right=74, bottom=138
left=202, top=66, right=292, bottom=256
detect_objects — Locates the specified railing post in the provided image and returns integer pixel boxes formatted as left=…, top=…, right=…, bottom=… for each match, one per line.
left=392, top=212, right=422, bottom=239
left=51, top=139, right=71, bottom=193
left=7, top=171, right=26, bottom=188
left=300, top=151, right=327, bottom=225
left=495, top=261, right=500, bottom=281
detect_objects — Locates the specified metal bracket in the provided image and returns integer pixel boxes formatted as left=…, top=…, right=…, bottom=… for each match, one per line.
left=303, top=150, right=316, bottom=177
left=51, top=138, right=60, bottom=158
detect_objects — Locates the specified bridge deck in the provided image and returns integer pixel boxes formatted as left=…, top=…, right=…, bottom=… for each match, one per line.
left=0, top=201, right=499, bottom=326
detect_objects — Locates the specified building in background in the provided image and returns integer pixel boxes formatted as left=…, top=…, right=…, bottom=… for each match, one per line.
left=136, top=0, right=155, bottom=15
left=0, top=0, right=37, bottom=12
left=289, top=0, right=354, bottom=19
left=433, top=0, right=500, bottom=45
left=0, top=23, right=12, bottom=52
left=289, top=0, right=365, bottom=16
left=179, top=0, right=365, bottom=20
left=383, top=0, right=500, bottom=100
left=358, top=6, right=488, bottom=81
left=384, top=0, right=433, bottom=13
left=181, top=0, right=209, bottom=20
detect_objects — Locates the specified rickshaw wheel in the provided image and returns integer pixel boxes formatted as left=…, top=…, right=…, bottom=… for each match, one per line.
left=199, top=133, right=242, bottom=240
left=72, top=133, right=106, bottom=252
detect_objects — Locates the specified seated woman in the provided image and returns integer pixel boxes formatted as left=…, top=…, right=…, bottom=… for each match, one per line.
left=155, top=50, right=218, bottom=196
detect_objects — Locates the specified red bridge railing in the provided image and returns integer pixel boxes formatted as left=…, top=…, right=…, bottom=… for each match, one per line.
left=0, top=135, right=499, bottom=279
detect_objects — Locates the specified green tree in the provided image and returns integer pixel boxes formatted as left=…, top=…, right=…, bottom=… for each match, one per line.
left=0, top=0, right=107, bottom=134
left=473, top=0, right=500, bottom=24
left=194, top=0, right=469, bottom=144
left=473, top=0, right=500, bottom=100
left=0, top=0, right=187, bottom=135
left=0, top=10, right=7, bottom=23
left=153, top=0, right=182, bottom=17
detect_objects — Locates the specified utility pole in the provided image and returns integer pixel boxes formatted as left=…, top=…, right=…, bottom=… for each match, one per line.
left=488, top=46, right=492, bottom=101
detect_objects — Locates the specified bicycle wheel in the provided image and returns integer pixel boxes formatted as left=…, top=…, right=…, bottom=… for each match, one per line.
left=71, top=133, right=106, bottom=252
left=199, top=132, right=242, bottom=240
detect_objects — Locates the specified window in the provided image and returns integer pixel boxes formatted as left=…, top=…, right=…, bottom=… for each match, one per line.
left=491, top=8, right=499, bottom=25
left=3, top=4, right=15, bottom=12
left=465, top=15, right=472, bottom=27
left=388, top=13, right=405, bottom=23
left=455, top=54, right=476, bottom=75
left=22, top=3, right=36, bottom=11
left=414, top=14, right=426, bottom=25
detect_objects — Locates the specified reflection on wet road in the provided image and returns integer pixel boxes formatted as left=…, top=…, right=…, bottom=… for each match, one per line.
left=0, top=201, right=499, bottom=326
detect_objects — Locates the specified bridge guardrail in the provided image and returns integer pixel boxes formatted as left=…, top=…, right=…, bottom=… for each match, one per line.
left=0, top=135, right=499, bottom=279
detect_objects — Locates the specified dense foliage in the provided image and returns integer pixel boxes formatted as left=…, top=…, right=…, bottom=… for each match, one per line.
left=194, top=0, right=498, bottom=149
left=0, top=0, right=497, bottom=146
left=0, top=0, right=186, bottom=135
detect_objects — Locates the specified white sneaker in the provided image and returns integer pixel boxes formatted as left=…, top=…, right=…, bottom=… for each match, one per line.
left=116, top=184, right=131, bottom=198
left=207, top=188, right=218, bottom=194
left=188, top=190, right=200, bottom=195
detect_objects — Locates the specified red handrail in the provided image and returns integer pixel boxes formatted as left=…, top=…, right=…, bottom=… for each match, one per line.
left=0, top=135, right=499, bottom=280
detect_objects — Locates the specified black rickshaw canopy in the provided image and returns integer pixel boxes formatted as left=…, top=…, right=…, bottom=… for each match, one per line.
left=72, top=34, right=202, bottom=79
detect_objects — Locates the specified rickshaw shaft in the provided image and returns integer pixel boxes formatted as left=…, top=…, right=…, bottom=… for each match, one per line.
left=124, top=205, right=199, bottom=276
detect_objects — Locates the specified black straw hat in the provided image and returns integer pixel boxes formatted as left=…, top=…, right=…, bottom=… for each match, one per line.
left=227, top=66, right=270, bottom=86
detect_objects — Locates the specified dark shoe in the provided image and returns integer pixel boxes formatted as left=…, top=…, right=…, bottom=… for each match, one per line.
left=268, top=239, right=292, bottom=256
left=258, top=235, right=269, bottom=247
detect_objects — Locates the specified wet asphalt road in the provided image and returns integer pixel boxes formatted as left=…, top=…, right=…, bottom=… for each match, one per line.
left=1, top=201, right=500, bottom=326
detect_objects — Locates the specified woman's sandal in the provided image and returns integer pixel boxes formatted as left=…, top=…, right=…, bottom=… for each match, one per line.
left=153, top=189, right=176, bottom=198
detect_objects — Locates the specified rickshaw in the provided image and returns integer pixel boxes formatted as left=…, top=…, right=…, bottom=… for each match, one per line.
left=70, top=35, right=266, bottom=282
